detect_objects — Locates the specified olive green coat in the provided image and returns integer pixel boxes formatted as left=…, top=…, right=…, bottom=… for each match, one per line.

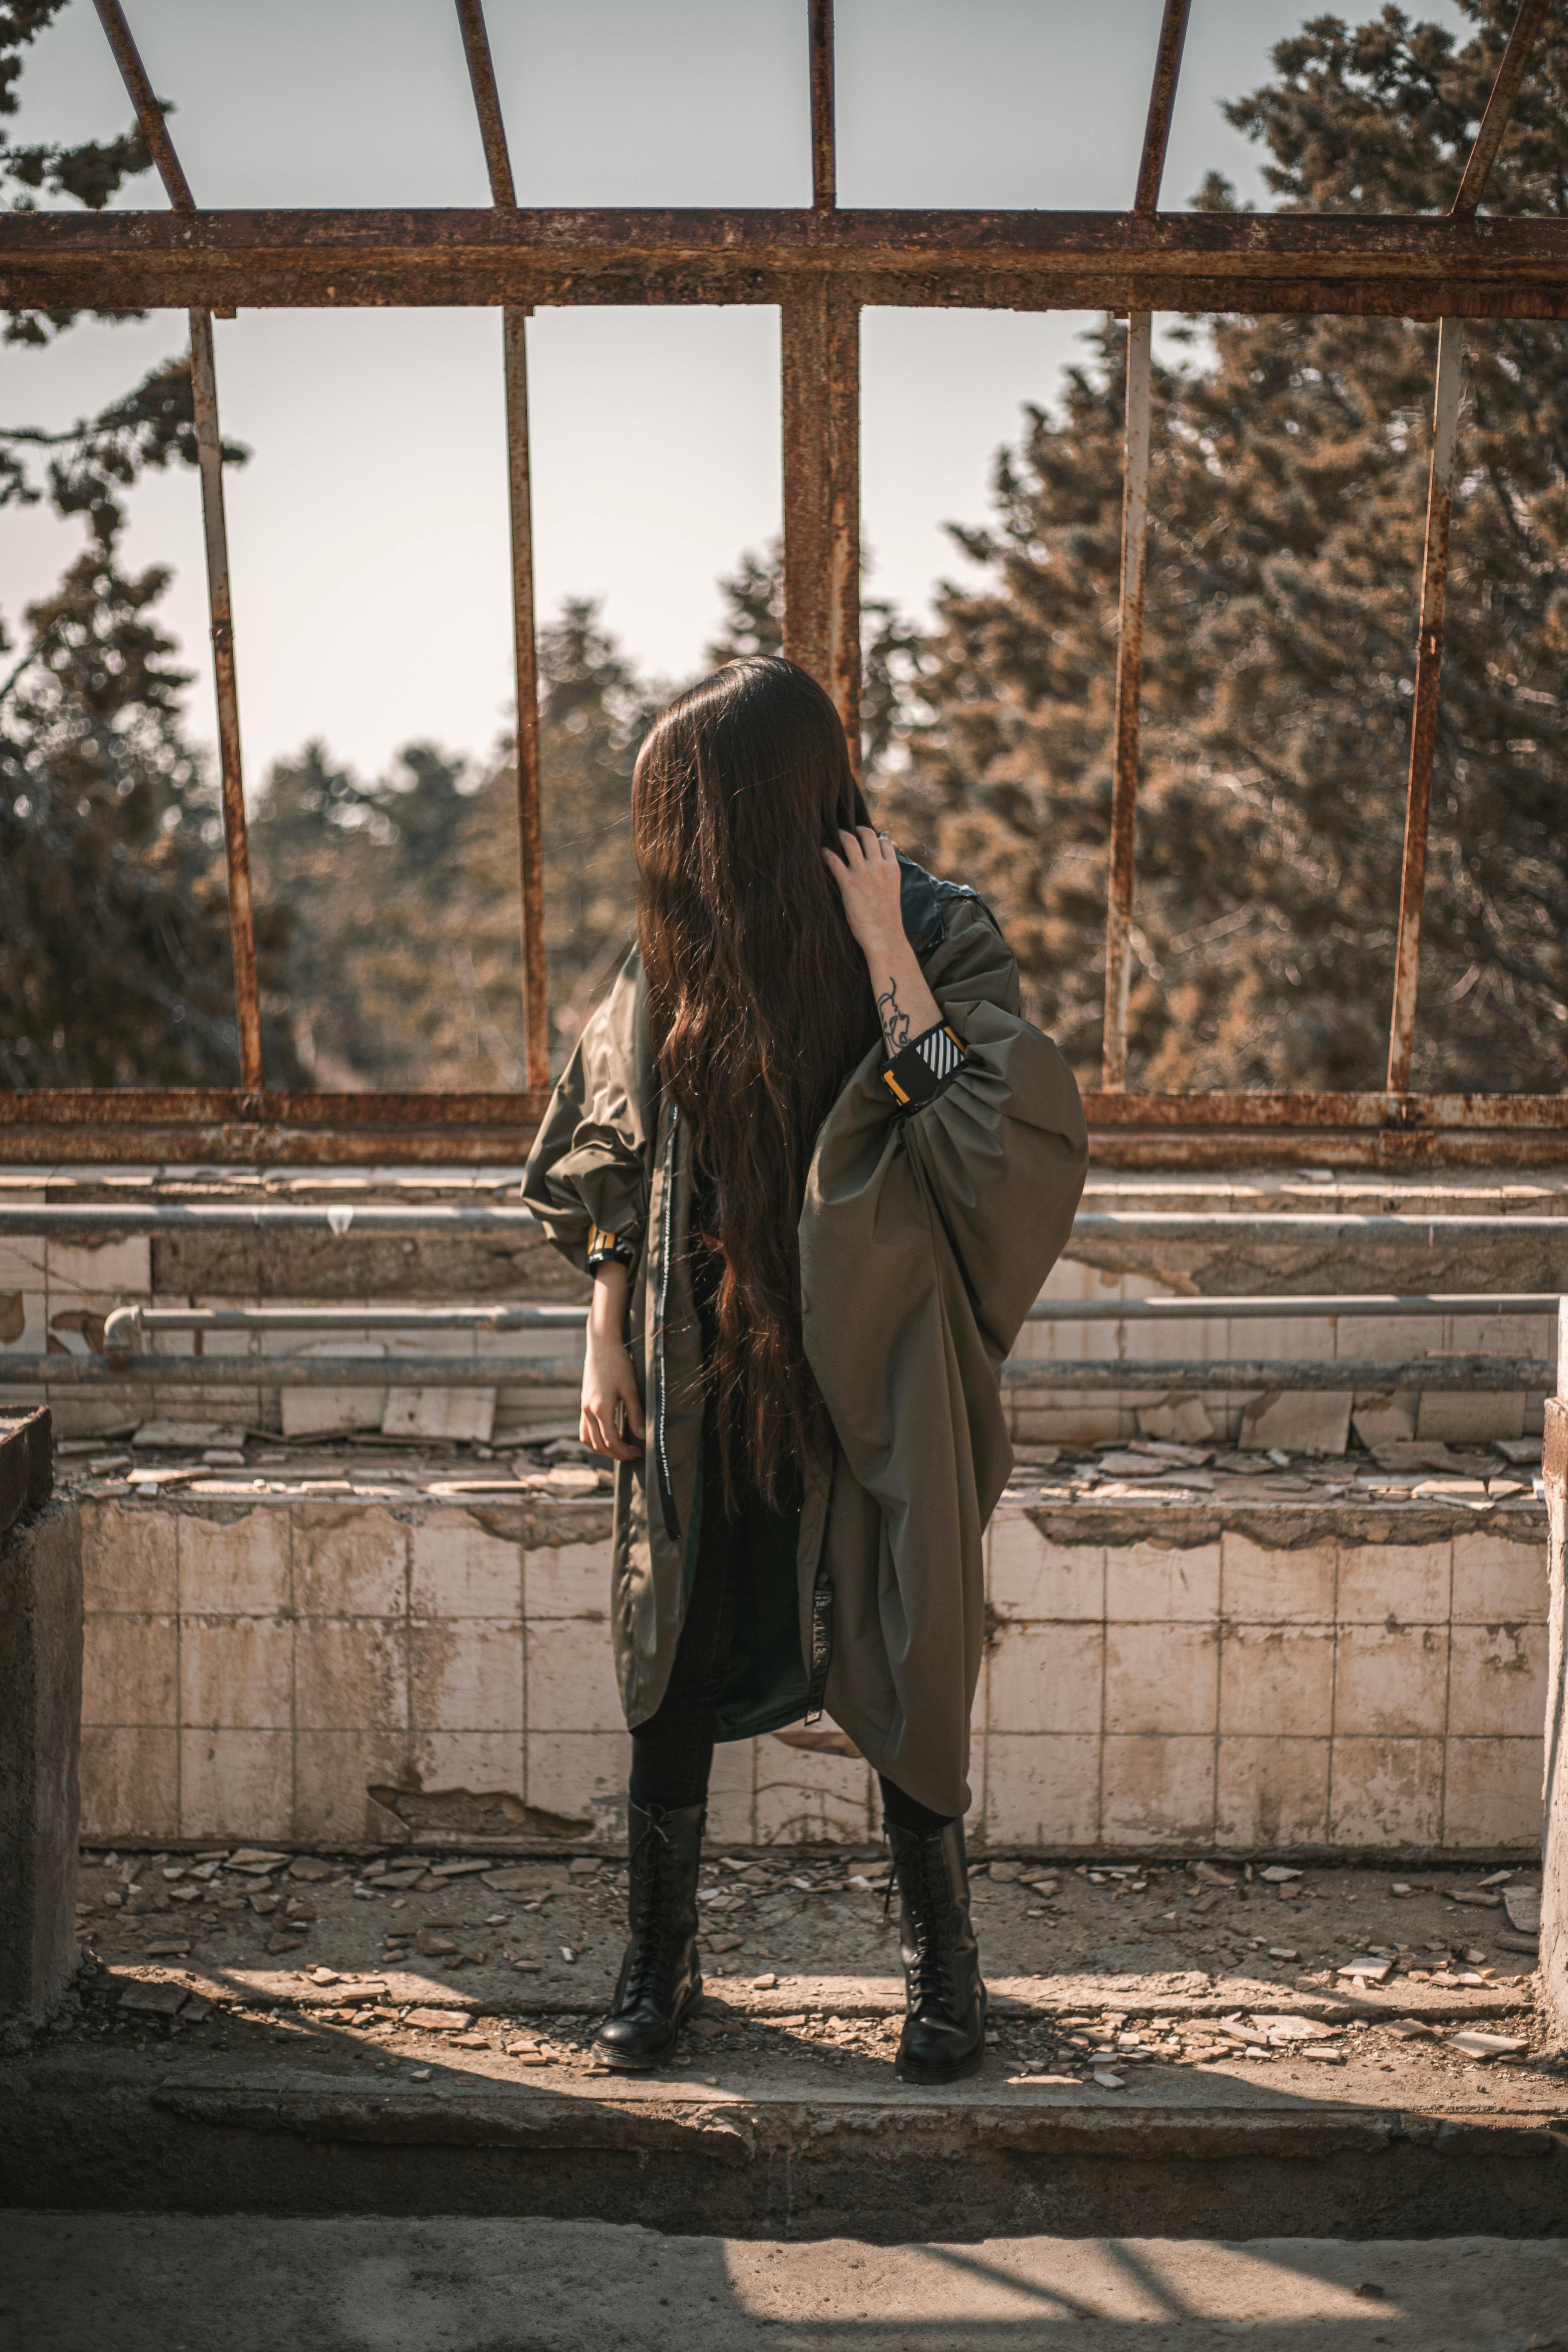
left=521, top=862, right=1088, bottom=1817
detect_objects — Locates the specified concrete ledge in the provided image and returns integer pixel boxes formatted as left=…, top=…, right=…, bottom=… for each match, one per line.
left=4, top=2051, right=1564, bottom=2239
left=0, top=1495, right=81, bottom=2031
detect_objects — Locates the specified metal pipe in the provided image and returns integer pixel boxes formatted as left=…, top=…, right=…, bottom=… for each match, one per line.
left=91, top=0, right=263, bottom=1088
left=1132, top=0, right=1193, bottom=218
left=5, top=1352, right=1551, bottom=1394
left=101, top=1302, right=590, bottom=1347
left=1451, top=0, right=1551, bottom=217
left=997, top=1357, right=1554, bottom=1394
left=1026, top=1291, right=1559, bottom=1323
left=1387, top=318, right=1463, bottom=1093
left=96, top=1291, right=1561, bottom=1353
left=809, top=0, right=836, bottom=212
left=781, top=284, right=862, bottom=764
left=1102, top=309, right=1152, bottom=1088
left=4, top=1354, right=583, bottom=1390
left=3, top=1204, right=1567, bottom=1241
left=454, top=0, right=550, bottom=1095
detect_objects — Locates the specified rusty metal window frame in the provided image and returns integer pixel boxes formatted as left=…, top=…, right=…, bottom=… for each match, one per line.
left=2, top=0, right=1565, bottom=1169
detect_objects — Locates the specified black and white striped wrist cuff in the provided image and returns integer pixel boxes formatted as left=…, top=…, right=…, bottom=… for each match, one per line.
left=881, top=1020, right=968, bottom=1109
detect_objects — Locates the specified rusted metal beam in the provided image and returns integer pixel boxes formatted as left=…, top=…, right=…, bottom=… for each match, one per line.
left=1383, top=6, right=1548, bottom=1089
left=781, top=284, right=861, bottom=761
left=454, top=2, right=550, bottom=1092
left=502, top=312, right=550, bottom=1093
left=4, top=1090, right=1568, bottom=1168
left=1387, top=319, right=1464, bottom=1094
left=1101, top=4, right=1193, bottom=1085
left=1452, top=0, right=1552, bottom=217
left=11, top=208, right=1568, bottom=318
left=1102, top=311, right=1152, bottom=1090
left=454, top=0, right=517, bottom=207
left=92, top=0, right=264, bottom=1088
left=187, top=309, right=264, bottom=1090
left=90, top=0, right=193, bottom=210
left=1133, top=0, right=1193, bottom=218
left=809, top=0, right=836, bottom=212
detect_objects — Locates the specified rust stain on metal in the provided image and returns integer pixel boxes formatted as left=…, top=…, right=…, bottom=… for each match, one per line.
left=809, top=0, right=836, bottom=214
left=1387, top=320, right=1463, bottom=1094
left=1452, top=0, right=1551, bottom=217
left=782, top=285, right=861, bottom=765
left=1132, top=0, right=1192, bottom=217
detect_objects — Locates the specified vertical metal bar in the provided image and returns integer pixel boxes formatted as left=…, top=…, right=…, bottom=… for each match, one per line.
left=187, top=309, right=263, bottom=1089
left=808, top=0, right=836, bottom=212
left=1382, top=3, right=1540, bottom=1092
left=1102, top=312, right=1152, bottom=1090
left=1099, top=5, right=1191, bottom=1088
left=1451, top=0, right=1551, bottom=216
left=453, top=0, right=549, bottom=1092
left=503, top=311, right=549, bottom=1097
left=781, top=287, right=861, bottom=767
left=92, top=0, right=263, bottom=1087
left=1387, top=321, right=1463, bottom=1094
left=1132, top=0, right=1193, bottom=218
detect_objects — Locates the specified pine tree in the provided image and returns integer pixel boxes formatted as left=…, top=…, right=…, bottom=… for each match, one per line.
left=880, top=1, right=1568, bottom=1094
left=250, top=600, right=658, bottom=1085
left=0, top=545, right=299, bottom=1085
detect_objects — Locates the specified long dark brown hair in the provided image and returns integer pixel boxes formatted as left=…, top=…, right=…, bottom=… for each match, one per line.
left=633, top=656, right=880, bottom=1507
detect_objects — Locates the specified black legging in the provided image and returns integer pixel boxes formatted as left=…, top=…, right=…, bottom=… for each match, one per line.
left=629, top=1410, right=951, bottom=1838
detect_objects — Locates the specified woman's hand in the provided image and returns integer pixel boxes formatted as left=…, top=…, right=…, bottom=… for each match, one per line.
left=580, top=1261, right=643, bottom=1462
left=822, top=825, right=903, bottom=958
left=824, top=826, right=943, bottom=1055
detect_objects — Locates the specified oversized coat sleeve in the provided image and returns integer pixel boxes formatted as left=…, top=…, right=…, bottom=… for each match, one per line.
left=519, top=949, right=654, bottom=1273
left=804, top=890, right=1088, bottom=1401
left=799, top=891, right=1088, bottom=1818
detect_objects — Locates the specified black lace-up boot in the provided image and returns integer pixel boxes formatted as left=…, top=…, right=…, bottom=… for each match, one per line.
left=886, top=1813, right=986, bottom=2084
left=593, top=1798, right=706, bottom=2071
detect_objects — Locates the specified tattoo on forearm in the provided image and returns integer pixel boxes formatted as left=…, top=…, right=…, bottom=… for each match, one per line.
left=877, top=975, right=911, bottom=1052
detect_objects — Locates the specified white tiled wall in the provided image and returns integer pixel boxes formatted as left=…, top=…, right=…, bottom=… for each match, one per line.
left=76, top=1492, right=1549, bottom=1854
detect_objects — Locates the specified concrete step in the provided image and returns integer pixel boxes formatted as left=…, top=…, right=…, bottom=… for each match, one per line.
left=6, top=1968, right=1566, bottom=2241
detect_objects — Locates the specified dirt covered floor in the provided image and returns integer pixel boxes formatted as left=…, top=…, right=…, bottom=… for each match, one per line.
left=4, top=2215, right=1567, bottom=2352
left=63, top=1844, right=1557, bottom=2105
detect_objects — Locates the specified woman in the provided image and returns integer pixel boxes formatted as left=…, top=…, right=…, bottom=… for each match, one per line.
left=522, top=656, right=1087, bottom=2083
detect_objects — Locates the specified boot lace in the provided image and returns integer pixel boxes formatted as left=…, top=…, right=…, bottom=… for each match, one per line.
left=620, top=1807, right=675, bottom=2007
left=891, top=1833, right=959, bottom=2014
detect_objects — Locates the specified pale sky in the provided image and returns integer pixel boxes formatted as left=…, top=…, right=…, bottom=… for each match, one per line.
left=3, top=0, right=1470, bottom=788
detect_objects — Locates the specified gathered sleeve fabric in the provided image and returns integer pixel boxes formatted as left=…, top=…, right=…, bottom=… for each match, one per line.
left=798, top=891, right=1088, bottom=1820
left=521, top=949, right=656, bottom=1276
